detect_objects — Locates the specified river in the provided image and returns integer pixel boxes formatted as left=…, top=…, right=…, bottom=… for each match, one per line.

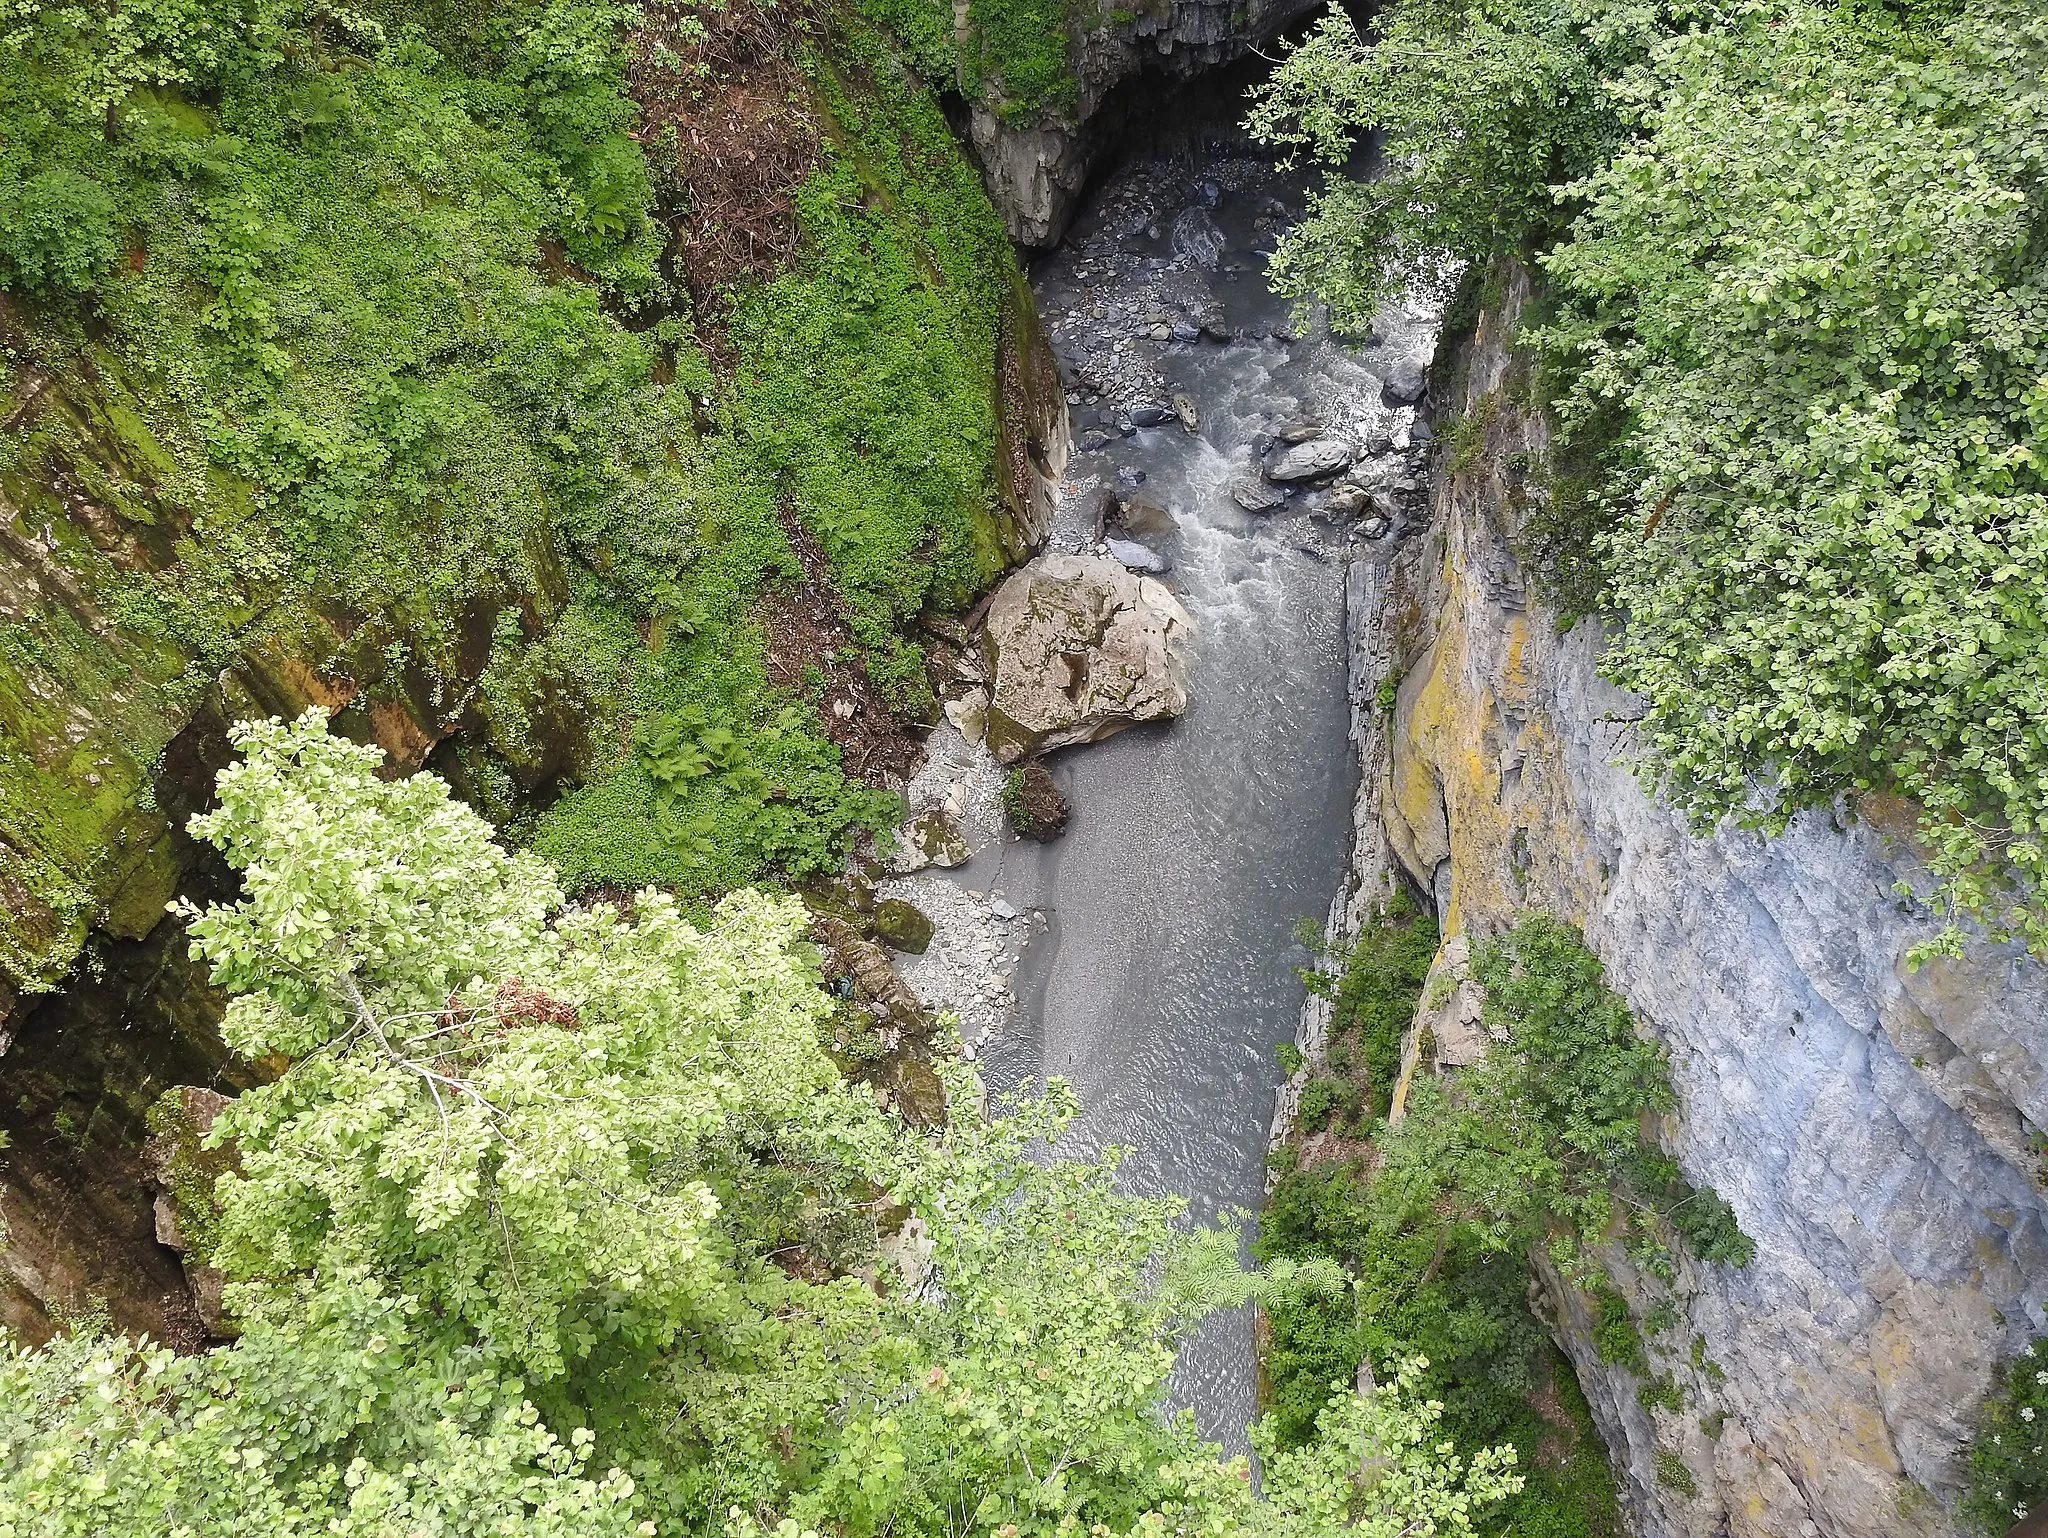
left=884, top=122, right=1439, bottom=1449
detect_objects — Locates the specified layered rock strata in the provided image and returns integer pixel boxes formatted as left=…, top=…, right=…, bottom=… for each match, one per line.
left=1297, top=263, right=2048, bottom=1537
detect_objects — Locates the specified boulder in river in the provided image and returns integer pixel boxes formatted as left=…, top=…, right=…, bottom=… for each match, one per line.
left=981, top=553, right=1192, bottom=763
left=1265, top=436, right=1356, bottom=482
left=1002, top=761, right=1069, bottom=841
left=1118, top=493, right=1178, bottom=536
left=1381, top=356, right=1427, bottom=403
left=1105, top=536, right=1168, bottom=574
left=1171, top=393, right=1199, bottom=431
left=1231, top=478, right=1287, bottom=513
left=1128, top=403, right=1173, bottom=427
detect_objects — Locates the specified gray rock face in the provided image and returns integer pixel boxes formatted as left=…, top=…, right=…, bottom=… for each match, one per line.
left=1265, top=436, right=1355, bottom=481
left=981, top=553, right=1192, bottom=763
left=1360, top=263, right=2048, bottom=1538
left=963, top=0, right=1325, bottom=245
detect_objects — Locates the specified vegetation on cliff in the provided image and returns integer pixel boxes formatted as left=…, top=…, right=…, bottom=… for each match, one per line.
left=0, top=0, right=1032, bottom=997
left=1262, top=914, right=1749, bottom=1536
left=0, top=715, right=1528, bottom=1537
left=1249, top=0, right=2048, bottom=960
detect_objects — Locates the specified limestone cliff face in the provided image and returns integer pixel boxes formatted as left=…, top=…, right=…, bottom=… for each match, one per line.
left=965, top=0, right=1320, bottom=246
left=1359, top=266, right=2048, bottom=1537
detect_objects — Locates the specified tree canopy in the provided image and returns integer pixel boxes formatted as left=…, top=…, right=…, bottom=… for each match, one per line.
left=0, top=713, right=1521, bottom=1538
left=1250, top=0, right=2048, bottom=958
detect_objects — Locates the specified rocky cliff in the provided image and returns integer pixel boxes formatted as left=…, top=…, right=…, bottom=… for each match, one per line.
left=961, top=0, right=1321, bottom=246
left=1326, top=264, right=2048, bottom=1537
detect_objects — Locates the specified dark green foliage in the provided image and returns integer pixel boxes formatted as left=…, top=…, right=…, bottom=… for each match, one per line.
left=854, top=0, right=1076, bottom=119
left=1301, top=889, right=1439, bottom=1117
left=0, top=168, right=122, bottom=298
left=1963, top=1339, right=2048, bottom=1535
left=0, top=0, right=1024, bottom=909
left=1260, top=914, right=1747, bottom=1536
left=966, top=0, right=1074, bottom=117
left=1588, top=1286, right=1641, bottom=1371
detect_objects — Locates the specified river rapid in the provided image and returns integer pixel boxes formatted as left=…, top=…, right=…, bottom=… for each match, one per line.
left=884, top=124, right=1440, bottom=1449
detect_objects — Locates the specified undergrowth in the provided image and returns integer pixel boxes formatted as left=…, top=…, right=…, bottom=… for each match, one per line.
left=1963, top=1337, right=2048, bottom=1535
left=1260, top=912, right=1751, bottom=1537
left=0, top=0, right=1028, bottom=969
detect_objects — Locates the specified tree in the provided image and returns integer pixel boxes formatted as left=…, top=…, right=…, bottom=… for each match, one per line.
left=2, top=712, right=1521, bottom=1538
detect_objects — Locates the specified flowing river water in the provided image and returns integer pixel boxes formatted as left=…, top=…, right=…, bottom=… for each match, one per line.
left=886, top=121, right=1439, bottom=1449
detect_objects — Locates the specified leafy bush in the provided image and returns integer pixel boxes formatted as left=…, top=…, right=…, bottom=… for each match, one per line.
left=1963, top=1338, right=2048, bottom=1534
left=0, top=168, right=122, bottom=297
left=1, top=713, right=1528, bottom=1538
left=1251, top=0, right=2048, bottom=959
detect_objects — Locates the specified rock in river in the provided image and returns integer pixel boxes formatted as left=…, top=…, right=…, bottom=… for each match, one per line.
left=981, top=553, right=1192, bottom=763
left=1265, top=435, right=1355, bottom=482
left=1231, top=478, right=1287, bottom=513
left=1381, top=356, right=1427, bottom=403
left=1105, top=536, right=1168, bottom=574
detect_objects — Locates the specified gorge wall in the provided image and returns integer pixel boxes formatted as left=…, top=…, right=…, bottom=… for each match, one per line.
left=960, top=0, right=1322, bottom=246
left=1338, top=263, right=2048, bottom=1537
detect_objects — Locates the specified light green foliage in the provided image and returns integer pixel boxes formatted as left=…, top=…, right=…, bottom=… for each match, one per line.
left=2, top=715, right=1523, bottom=1537
left=1963, top=1337, right=2048, bottom=1534
left=177, top=714, right=874, bottom=1381
left=0, top=1286, right=645, bottom=1538
left=1245, top=0, right=1619, bottom=330
left=1250, top=0, right=2048, bottom=956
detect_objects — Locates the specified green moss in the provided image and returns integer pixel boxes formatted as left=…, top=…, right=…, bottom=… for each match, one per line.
left=1652, top=1449, right=1698, bottom=1497
left=1, top=0, right=1034, bottom=960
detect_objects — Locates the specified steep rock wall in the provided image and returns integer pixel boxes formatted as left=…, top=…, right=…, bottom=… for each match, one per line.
left=1356, top=266, right=2048, bottom=1537
left=963, top=0, right=1320, bottom=246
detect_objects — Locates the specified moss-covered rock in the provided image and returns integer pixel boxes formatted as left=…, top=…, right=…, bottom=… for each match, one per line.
left=874, top=897, right=935, bottom=954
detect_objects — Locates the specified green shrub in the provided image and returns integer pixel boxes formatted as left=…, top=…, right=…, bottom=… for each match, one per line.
left=1589, top=1286, right=1642, bottom=1370
left=0, top=168, right=122, bottom=298
left=1963, top=1338, right=2048, bottom=1535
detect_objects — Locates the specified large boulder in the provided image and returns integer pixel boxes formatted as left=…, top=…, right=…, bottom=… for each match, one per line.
left=981, top=554, right=1192, bottom=764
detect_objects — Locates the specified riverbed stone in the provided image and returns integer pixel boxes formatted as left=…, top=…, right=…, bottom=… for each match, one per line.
left=1265, top=436, right=1355, bottom=481
left=981, top=553, right=1192, bottom=764
left=1381, top=356, right=1427, bottom=403
left=1231, top=478, right=1287, bottom=513
left=1118, top=493, right=1178, bottom=536
left=873, top=898, right=935, bottom=955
